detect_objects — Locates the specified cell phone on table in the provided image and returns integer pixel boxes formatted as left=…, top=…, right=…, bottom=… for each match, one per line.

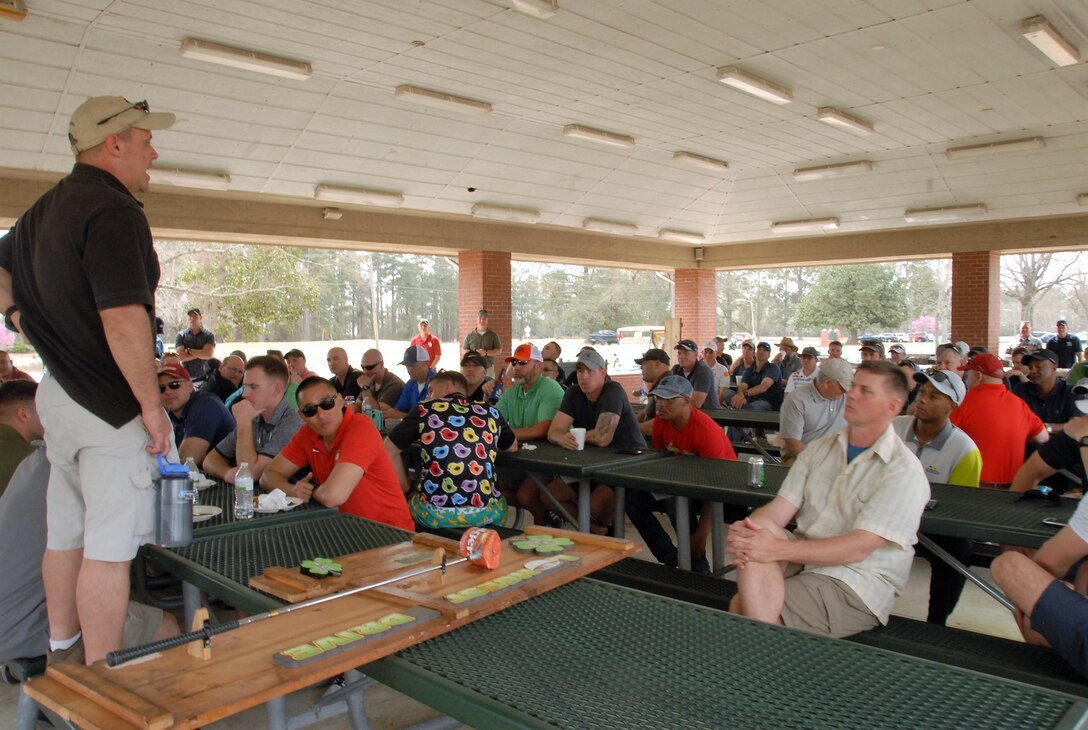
left=1043, top=517, right=1067, bottom=528
left=925, top=498, right=938, bottom=511
left=616, top=447, right=646, bottom=455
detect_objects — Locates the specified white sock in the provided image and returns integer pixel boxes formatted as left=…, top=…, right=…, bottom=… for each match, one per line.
left=49, top=632, right=81, bottom=652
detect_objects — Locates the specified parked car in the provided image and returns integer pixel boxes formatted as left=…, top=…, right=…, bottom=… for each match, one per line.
left=910, top=332, right=932, bottom=342
left=586, top=329, right=619, bottom=345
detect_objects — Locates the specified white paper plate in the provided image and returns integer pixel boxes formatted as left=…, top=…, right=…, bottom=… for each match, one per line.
left=254, top=496, right=304, bottom=514
left=194, top=478, right=216, bottom=490
left=192, top=505, right=222, bottom=523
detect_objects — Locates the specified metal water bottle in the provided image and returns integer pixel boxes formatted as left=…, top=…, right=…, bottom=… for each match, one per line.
left=154, top=455, right=193, bottom=548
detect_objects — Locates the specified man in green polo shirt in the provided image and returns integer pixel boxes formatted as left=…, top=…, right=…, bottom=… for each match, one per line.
left=496, top=343, right=564, bottom=441
left=0, top=380, right=42, bottom=499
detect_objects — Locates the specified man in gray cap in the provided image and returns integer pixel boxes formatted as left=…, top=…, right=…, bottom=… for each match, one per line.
left=625, top=374, right=736, bottom=573
left=461, top=309, right=502, bottom=375
left=778, top=357, right=853, bottom=464
left=859, top=339, right=885, bottom=361
left=0, top=96, right=176, bottom=664
left=388, top=344, right=435, bottom=419
left=888, top=344, right=907, bottom=365
left=522, top=350, right=645, bottom=533
left=894, top=369, right=981, bottom=624
left=784, top=346, right=820, bottom=394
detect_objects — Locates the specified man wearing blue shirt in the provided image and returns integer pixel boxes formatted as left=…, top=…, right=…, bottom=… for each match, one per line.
left=389, top=345, right=435, bottom=418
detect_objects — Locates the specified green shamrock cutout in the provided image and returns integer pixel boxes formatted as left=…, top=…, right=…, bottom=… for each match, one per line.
left=300, top=557, right=342, bottom=577
left=512, top=534, right=576, bottom=554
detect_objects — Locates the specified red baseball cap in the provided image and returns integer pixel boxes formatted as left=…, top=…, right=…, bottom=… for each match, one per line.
left=958, top=353, right=1004, bottom=379
left=157, top=363, right=192, bottom=381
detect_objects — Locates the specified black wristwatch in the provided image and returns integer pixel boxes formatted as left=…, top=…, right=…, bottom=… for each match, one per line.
left=3, top=305, right=17, bottom=333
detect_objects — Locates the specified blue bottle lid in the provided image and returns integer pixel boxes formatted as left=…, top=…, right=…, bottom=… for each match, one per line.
left=157, top=454, right=190, bottom=478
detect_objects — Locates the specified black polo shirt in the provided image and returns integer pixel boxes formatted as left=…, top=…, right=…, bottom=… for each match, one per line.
left=175, top=327, right=216, bottom=380
left=1012, top=378, right=1080, bottom=425
left=0, top=163, right=158, bottom=428
left=1046, top=334, right=1083, bottom=368
left=329, top=368, right=363, bottom=400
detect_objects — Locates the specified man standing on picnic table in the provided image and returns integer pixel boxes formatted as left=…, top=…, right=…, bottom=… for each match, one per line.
left=0, top=95, right=176, bottom=664
left=728, top=361, right=929, bottom=637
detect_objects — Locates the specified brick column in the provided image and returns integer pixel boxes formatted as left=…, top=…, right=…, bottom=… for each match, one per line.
left=951, top=251, right=1000, bottom=353
left=458, top=250, right=512, bottom=360
left=674, top=268, right=718, bottom=345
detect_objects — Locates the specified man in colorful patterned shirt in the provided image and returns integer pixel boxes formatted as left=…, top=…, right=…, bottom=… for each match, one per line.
left=386, top=370, right=517, bottom=529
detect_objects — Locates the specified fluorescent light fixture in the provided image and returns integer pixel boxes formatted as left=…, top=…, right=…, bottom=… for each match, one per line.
left=658, top=228, right=705, bottom=244
left=945, top=136, right=1046, bottom=160
left=903, top=203, right=987, bottom=223
left=792, top=160, right=873, bottom=182
left=1078, top=194, right=1088, bottom=206
left=314, top=184, right=404, bottom=208
left=583, top=217, right=638, bottom=235
left=1022, top=15, right=1079, bottom=67
left=322, top=207, right=343, bottom=221
left=180, top=38, right=312, bottom=80
left=715, top=66, right=792, bottom=105
left=0, top=0, right=27, bottom=21
left=673, top=151, right=729, bottom=172
left=471, top=203, right=540, bottom=224
left=817, top=107, right=875, bottom=136
left=511, top=0, right=557, bottom=18
left=394, top=85, right=492, bottom=114
left=149, top=167, right=231, bottom=191
left=770, top=217, right=840, bottom=234
left=563, top=124, right=635, bottom=148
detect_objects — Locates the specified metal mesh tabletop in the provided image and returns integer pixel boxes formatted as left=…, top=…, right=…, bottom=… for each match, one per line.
left=497, top=442, right=667, bottom=478
left=145, top=513, right=411, bottom=613
left=926, top=483, right=1076, bottom=547
left=193, top=479, right=331, bottom=534
left=599, top=456, right=787, bottom=505
left=368, top=579, right=1087, bottom=730
left=704, top=408, right=781, bottom=429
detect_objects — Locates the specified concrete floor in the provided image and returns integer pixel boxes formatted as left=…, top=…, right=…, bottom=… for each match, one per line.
left=0, top=516, right=1022, bottom=729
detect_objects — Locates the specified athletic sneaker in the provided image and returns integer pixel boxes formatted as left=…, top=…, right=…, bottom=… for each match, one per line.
left=47, top=637, right=84, bottom=666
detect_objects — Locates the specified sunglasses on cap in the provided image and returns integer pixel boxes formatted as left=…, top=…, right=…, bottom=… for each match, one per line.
left=98, top=99, right=149, bottom=126
left=924, top=368, right=952, bottom=383
left=299, top=396, right=338, bottom=418
left=158, top=379, right=184, bottom=393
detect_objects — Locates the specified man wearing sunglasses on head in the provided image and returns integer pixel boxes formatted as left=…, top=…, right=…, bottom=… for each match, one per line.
left=0, top=96, right=177, bottom=664
left=263, top=377, right=413, bottom=530
left=157, top=363, right=235, bottom=466
left=355, top=349, right=404, bottom=415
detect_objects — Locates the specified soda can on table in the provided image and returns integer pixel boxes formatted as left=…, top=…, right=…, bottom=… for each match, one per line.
left=747, top=456, right=765, bottom=488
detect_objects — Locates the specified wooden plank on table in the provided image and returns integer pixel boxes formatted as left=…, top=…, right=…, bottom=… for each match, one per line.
left=34, top=531, right=639, bottom=729
left=47, top=662, right=173, bottom=729
left=24, top=675, right=143, bottom=730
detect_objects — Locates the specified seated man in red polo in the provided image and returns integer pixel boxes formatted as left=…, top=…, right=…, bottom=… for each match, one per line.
left=263, top=376, right=413, bottom=531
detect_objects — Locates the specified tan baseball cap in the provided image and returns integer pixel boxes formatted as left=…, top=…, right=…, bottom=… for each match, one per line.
left=68, top=96, right=176, bottom=154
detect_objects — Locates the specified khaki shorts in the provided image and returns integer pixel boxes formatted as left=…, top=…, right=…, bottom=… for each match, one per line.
left=123, top=602, right=164, bottom=648
left=780, top=571, right=879, bottom=638
left=39, top=375, right=159, bottom=561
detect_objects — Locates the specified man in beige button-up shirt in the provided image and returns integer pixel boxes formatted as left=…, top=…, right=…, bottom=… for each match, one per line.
left=728, top=360, right=930, bottom=638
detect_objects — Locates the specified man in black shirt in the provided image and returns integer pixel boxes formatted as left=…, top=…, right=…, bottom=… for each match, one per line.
left=0, top=95, right=176, bottom=665
left=1046, top=320, right=1083, bottom=369
left=175, top=307, right=216, bottom=382
left=326, top=346, right=362, bottom=401
left=1014, top=350, right=1080, bottom=433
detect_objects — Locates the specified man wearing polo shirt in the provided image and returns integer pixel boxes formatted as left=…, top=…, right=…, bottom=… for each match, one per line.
left=672, top=339, right=719, bottom=410
left=951, top=353, right=1048, bottom=489
left=356, top=349, right=405, bottom=415
left=1047, top=319, right=1083, bottom=369
left=175, top=307, right=216, bottom=383
left=462, top=309, right=501, bottom=376
left=728, top=361, right=930, bottom=637
left=784, top=347, right=820, bottom=394
left=893, top=369, right=982, bottom=625
left=728, top=341, right=782, bottom=412
left=263, top=377, right=412, bottom=530
left=410, top=319, right=442, bottom=369
left=778, top=358, right=852, bottom=464
left=326, top=347, right=362, bottom=402
left=496, top=343, right=565, bottom=441
left=158, top=363, right=235, bottom=465
left=388, top=345, right=435, bottom=419
left=203, top=356, right=303, bottom=490
left=625, top=375, right=736, bottom=574
left=1014, top=349, right=1080, bottom=434
left=635, top=348, right=672, bottom=437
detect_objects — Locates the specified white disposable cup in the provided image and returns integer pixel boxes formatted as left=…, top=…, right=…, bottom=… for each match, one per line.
left=570, top=427, right=587, bottom=450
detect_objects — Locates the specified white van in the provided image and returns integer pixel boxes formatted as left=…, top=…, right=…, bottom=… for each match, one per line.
left=616, top=325, right=665, bottom=349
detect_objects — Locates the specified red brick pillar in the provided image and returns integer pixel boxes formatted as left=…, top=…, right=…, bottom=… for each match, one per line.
left=674, top=268, right=718, bottom=345
left=458, top=250, right=512, bottom=360
left=951, top=251, right=1000, bottom=353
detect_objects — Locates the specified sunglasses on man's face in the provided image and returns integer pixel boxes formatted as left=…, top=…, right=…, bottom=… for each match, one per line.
left=361, top=362, right=381, bottom=372
left=158, top=380, right=184, bottom=393
left=299, top=396, right=338, bottom=418
left=511, top=359, right=530, bottom=366
left=98, top=99, right=149, bottom=126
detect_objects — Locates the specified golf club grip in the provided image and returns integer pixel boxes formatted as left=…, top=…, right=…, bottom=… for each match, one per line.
left=105, top=619, right=240, bottom=667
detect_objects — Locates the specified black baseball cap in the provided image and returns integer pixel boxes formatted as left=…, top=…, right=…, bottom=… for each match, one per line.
left=635, top=348, right=670, bottom=366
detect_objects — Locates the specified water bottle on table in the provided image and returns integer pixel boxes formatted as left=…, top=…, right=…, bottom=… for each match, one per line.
left=234, top=462, right=254, bottom=519
left=184, top=456, right=200, bottom=505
